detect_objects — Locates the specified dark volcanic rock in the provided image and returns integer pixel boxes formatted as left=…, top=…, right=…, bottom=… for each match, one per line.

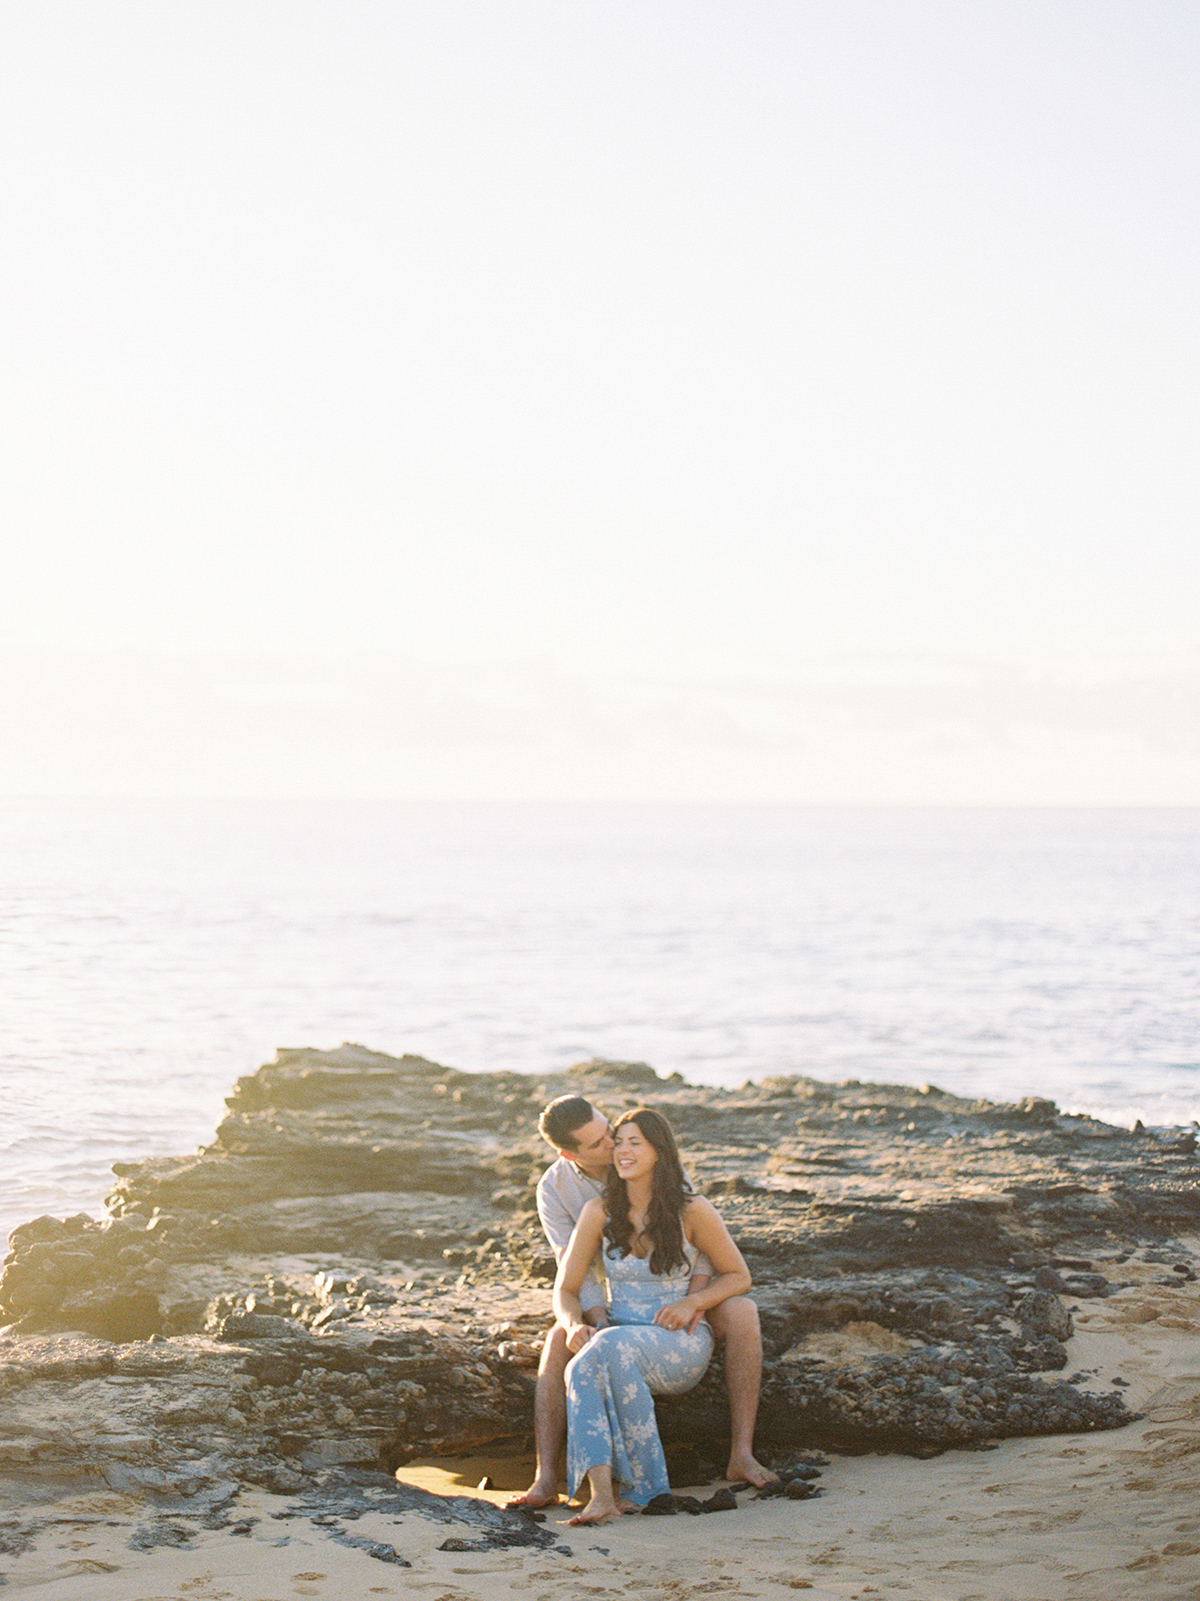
left=3, top=1044, right=1197, bottom=1513
left=1017, top=1289, right=1074, bottom=1342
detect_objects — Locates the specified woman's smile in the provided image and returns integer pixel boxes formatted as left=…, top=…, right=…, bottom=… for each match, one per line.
left=613, top=1127, right=657, bottom=1178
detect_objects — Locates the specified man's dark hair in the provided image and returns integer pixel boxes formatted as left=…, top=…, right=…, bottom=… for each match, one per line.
left=539, top=1095, right=597, bottom=1152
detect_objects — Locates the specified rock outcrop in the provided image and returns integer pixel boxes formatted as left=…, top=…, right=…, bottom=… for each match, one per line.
left=3, top=1045, right=1198, bottom=1533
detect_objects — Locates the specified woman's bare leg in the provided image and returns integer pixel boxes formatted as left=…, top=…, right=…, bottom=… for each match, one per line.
left=565, top=1464, right=637, bottom=1525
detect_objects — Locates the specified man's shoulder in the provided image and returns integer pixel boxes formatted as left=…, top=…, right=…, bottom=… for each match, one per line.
left=538, top=1153, right=572, bottom=1184
left=537, top=1155, right=604, bottom=1205
left=536, top=1154, right=572, bottom=1198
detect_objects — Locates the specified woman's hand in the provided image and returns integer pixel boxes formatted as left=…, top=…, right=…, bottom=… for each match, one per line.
left=653, top=1295, right=706, bottom=1335
left=565, top=1321, right=596, bottom=1353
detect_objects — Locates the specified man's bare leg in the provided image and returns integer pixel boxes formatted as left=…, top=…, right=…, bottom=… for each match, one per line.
left=504, top=1324, right=568, bottom=1508
left=706, top=1296, right=777, bottom=1488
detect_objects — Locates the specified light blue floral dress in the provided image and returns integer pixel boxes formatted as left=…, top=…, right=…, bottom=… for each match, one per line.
left=564, top=1242, right=714, bottom=1505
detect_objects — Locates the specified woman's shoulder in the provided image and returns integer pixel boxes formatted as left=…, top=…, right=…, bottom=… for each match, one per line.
left=681, top=1194, right=720, bottom=1231
left=577, top=1196, right=606, bottom=1226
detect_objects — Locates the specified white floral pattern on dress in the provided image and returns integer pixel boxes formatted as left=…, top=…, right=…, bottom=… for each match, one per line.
left=564, top=1245, right=714, bottom=1505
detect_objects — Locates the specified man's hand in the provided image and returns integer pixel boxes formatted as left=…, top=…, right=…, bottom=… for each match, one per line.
left=565, top=1322, right=595, bottom=1353
left=653, top=1296, right=705, bottom=1335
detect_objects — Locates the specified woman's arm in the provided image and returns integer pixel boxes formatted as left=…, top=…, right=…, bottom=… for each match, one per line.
left=552, top=1199, right=608, bottom=1351
left=653, top=1197, right=751, bottom=1332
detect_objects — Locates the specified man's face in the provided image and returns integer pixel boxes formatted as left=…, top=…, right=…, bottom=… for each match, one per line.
left=564, top=1112, right=615, bottom=1176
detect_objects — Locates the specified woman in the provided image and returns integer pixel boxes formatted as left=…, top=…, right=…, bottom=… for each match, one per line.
left=552, top=1107, right=752, bottom=1525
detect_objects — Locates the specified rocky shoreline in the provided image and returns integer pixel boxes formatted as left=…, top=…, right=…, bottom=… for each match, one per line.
left=3, top=1045, right=1198, bottom=1557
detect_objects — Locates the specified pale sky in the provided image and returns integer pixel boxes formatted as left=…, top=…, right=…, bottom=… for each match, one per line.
left=2, top=1, right=1198, bottom=802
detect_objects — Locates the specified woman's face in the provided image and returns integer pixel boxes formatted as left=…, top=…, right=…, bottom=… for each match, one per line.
left=613, top=1121, right=658, bottom=1183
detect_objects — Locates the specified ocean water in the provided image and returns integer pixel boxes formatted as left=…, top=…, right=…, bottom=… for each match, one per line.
left=2, top=800, right=1198, bottom=1246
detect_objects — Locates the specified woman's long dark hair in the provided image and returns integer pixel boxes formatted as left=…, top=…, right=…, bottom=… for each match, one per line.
left=603, top=1107, right=695, bottom=1276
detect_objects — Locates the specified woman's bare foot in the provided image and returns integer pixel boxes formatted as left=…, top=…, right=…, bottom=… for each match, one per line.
left=566, top=1495, right=637, bottom=1525
left=725, top=1450, right=778, bottom=1489
left=567, top=1493, right=619, bottom=1525
left=503, top=1481, right=562, bottom=1510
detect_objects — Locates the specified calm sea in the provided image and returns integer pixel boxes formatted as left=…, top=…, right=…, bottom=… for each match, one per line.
left=2, top=800, right=1197, bottom=1247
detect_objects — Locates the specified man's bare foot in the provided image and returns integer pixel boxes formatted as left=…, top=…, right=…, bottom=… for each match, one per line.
left=503, top=1483, right=562, bottom=1510
left=725, top=1451, right=778, bottom=1489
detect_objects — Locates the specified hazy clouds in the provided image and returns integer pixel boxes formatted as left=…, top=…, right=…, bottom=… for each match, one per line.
left=5, top=646, right=1197, bottom=802
left=2, top=2, right=1197, bottom=801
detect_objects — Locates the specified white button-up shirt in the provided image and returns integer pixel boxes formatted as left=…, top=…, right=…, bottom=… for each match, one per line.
left=536, top=1155, right=608, bottom=1311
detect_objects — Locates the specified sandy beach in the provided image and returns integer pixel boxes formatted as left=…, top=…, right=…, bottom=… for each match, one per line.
left=5, top=1248, right=1197, bottom=1601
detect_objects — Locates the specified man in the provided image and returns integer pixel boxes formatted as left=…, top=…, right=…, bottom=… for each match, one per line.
left=506, top=1093, right=775, bottom=1508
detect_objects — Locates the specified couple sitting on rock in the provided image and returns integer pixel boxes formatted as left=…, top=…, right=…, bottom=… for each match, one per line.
left=506, top=1094, right=775, bottom=1525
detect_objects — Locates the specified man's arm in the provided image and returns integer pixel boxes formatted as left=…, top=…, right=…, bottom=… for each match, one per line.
left=536, top=1171, right=608, bottom=1321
